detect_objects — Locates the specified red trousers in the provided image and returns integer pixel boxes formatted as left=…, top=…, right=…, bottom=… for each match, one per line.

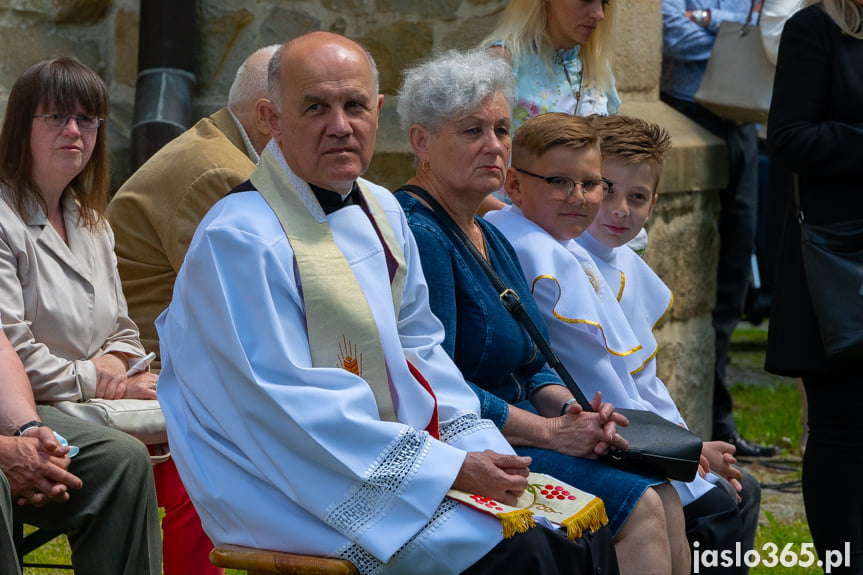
left=153, top=456, right=223, bottom=575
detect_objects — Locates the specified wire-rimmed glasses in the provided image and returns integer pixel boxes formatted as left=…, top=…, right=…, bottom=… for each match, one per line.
left=32, top=114, right=103, bottom=131
left=514, top=167, right=612, bottom=201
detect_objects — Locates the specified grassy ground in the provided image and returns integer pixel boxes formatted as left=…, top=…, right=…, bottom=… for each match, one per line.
left=20, top=322, right=816, bottom=574
left=725, top=322, right=820, bottom=574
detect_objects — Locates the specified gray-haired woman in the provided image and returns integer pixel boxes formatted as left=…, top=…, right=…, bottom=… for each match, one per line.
left=394, top=49, right=689, bottom=575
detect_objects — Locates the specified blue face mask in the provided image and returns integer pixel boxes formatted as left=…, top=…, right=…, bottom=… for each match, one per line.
left=54, top=431, right=79, bottom=458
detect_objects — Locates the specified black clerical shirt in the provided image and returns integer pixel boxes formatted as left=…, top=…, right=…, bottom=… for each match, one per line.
left=309, top=182, right=361, bottom=215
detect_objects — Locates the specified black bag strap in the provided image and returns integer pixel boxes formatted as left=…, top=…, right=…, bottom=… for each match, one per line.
left=397, top=184, right=594, bottom=411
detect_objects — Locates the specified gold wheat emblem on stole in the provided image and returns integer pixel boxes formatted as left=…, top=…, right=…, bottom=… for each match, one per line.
left=338, top=336, right=362, bottom=376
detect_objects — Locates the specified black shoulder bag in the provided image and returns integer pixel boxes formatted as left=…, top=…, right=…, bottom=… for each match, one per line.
left=795, top=175, right=863, bottom=361
left=399, top=185, right=702, bottom=482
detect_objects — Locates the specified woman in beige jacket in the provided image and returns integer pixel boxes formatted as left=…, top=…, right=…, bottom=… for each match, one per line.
left=0, top=57, right=220, bottom=575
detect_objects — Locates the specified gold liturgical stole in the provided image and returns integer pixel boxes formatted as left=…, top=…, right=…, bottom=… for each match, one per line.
left=251, top=148, right=406, bottom=422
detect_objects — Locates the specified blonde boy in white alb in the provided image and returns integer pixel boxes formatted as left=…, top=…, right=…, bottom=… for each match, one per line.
left=576, top=115, right=761, bottom=571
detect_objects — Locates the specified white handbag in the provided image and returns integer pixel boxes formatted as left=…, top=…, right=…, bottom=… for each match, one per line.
left=52, top=398, right=168, bottom=446
left=694, top=1, right=775, bottom=124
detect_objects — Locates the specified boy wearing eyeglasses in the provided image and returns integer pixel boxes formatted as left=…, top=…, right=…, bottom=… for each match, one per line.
left=487, top=112, right=761, bottom=573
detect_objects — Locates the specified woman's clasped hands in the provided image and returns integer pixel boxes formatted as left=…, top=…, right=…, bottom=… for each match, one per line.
left=92, top=352, right=158, bottom=400
left=550, top=391, right=629, bottom=459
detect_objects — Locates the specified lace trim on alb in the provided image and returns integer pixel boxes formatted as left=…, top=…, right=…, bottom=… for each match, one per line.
left=439, top=411, right=497, bottom=444
left=323, top=427, right=431, bottom=541
left=335, top=498, right=460, bottom=575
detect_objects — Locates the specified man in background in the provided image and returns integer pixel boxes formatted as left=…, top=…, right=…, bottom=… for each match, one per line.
left=107, top=45, right=276, bottom=370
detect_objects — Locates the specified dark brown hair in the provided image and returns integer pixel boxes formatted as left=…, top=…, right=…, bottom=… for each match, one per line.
left=0, top=56, right=110, bottom=230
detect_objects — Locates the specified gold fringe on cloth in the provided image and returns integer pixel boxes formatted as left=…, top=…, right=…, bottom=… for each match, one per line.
left=447, top=472, right=608, bottom=539
left=560, top=497, right=608, bottom=540
left=499, top=508, right=536, bottom=539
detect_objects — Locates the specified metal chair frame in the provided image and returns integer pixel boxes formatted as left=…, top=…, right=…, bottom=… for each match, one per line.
left=13, top=522, right=73, bottom=570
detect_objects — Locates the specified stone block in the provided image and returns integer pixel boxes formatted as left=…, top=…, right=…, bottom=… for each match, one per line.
left=365, top=152, right=416, bottom=193
left=0, top=0, right=48, bottom=12
left=112, top=8, right=138, bottom=87
left=612, top=0, right=662, bottom=96
left=359, top=21, right=433, bottom=95
left=195, top=6, right=259, bottom=102
left=440, top=10, right=505, bottom=51
left=52, top=0, right=111, bottom=25
left=0, top=22, right=103, bottom=84
left=321, top=0, right=369, bottom=16
left=656, top=315, right=715, bottom=440
left=374, top=0, right=461, bottom=20
left=260, top=5, right=320, bottom=46
left=368, top=96, right=412, bottom=190
left=646, top=188, right=720, bottom=320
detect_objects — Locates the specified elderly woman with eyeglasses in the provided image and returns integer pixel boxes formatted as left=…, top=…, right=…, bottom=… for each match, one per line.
left=394, top=49, right=688, bottom=575
left=0, top=57, right=221, bottom=575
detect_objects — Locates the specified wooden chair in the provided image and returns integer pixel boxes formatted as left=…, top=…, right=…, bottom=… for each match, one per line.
left=210, top=545, right=358, bottom=575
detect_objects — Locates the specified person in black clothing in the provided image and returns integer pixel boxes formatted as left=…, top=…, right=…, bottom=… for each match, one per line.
left=766, top=1, right=863, bottom=571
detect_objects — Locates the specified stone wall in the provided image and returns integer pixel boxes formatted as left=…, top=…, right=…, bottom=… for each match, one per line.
left=0, top=0, right=725, bottom=438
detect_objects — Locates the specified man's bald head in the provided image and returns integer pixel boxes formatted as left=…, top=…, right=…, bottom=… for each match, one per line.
left=260, top=31, right=384, bottom=193
left=267, top=32, right=379, bottom=112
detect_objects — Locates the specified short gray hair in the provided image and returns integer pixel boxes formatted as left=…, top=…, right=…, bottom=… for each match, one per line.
left=267, top=37, right=380, bottom=113
left=397, top=49, right=515, bottom=134
left=228, top=45, right=280, bottom=109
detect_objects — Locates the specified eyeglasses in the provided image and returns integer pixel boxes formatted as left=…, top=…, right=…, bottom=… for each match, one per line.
left=514, top=167, right=612, bottom=201
left=32, top=114, right=103, bottom=131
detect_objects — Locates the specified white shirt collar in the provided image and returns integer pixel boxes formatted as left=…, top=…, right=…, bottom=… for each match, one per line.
left=227, top=107, right=260, bottom=165
left=264, top=139, right=328, bottom=222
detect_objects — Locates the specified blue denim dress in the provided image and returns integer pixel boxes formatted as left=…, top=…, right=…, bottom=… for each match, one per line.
left=396, top=192, right=664, bottom=535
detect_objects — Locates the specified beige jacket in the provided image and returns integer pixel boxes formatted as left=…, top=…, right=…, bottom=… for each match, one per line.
left=0, top=192, right=144, bottom=402
left=107, top=107, right=256, bottom=369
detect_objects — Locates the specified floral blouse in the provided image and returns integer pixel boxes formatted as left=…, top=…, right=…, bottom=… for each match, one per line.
left=496, top=41, right=621, bottom=133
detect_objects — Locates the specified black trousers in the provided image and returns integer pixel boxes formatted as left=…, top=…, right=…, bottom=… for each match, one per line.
left=801, top=372, right=863, bottom=574
left=661, top=94, right=760, bottom=440
left=685, top=470, right=762, bottom=574
left=463, top=525, right=619, bottom=575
